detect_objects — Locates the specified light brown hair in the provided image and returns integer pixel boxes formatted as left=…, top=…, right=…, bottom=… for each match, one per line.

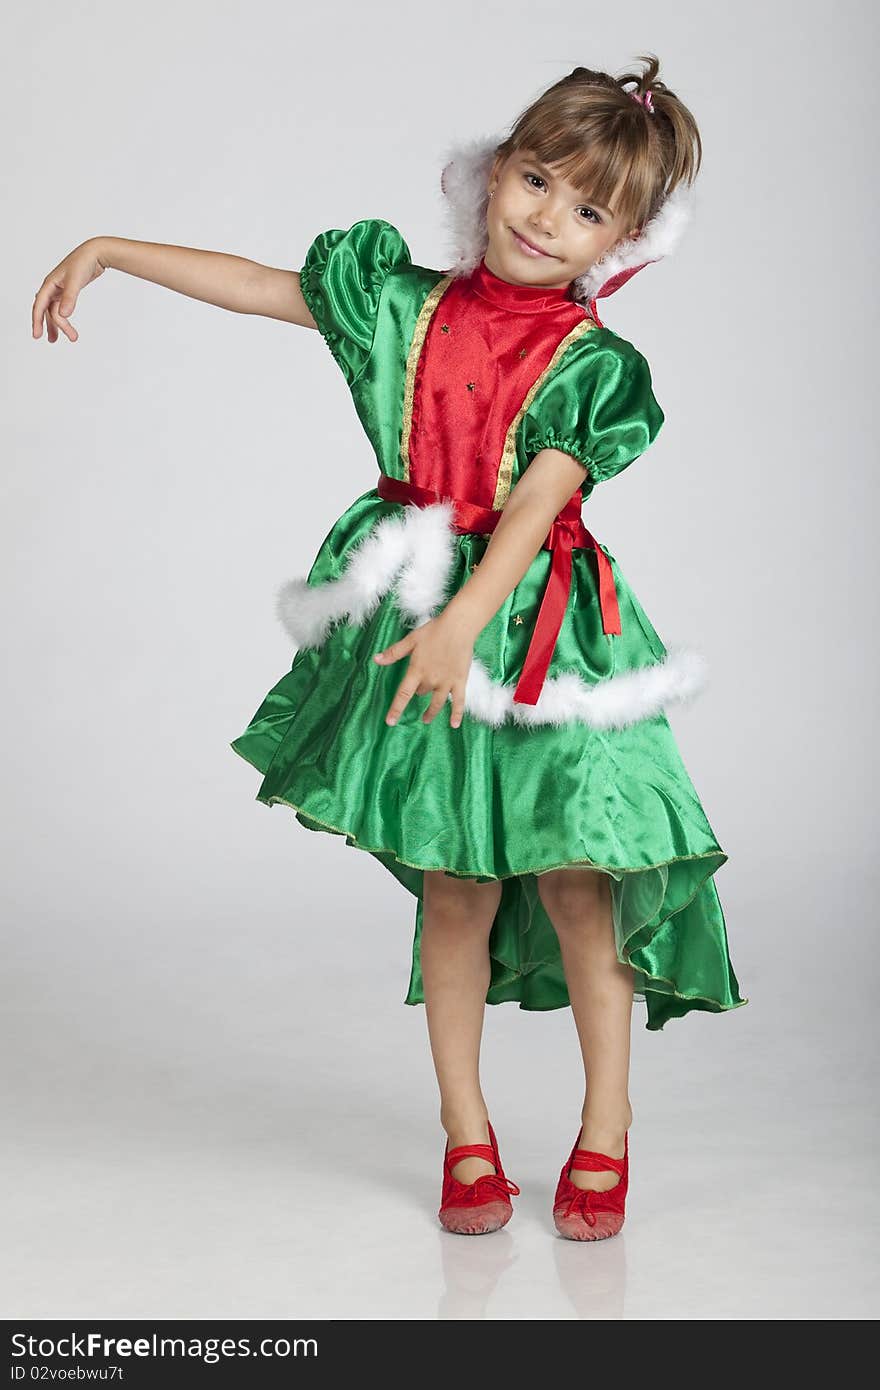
left=495, top=54, right=702, bottom=231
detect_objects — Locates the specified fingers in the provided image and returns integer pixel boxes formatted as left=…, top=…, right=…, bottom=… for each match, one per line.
left=32, top=280, right=57, bottom=339
left=33, top=284, right=53, bottom=341
left=422, top=686, right=449, bottom=724
left=448, top=683, right=466, bottom=731
left=33, top=280, right=51, bottom=338
left=32, top=292, right=77, bottom=343
left=373, top=628, right=468, bottom=729
left=385, top=679, right=467, bottom=730
left=421, top=682, right=466, bottom=729
left=373, top=633, right=414, bottom=665
left=50, top=297, right=78, bottom=342
left=384, top=677, right=420, bottom=727
left=374, top=633, right=416, bottom=724
left=32, top=277, right=79, bottom=342
left=58, top=288, right=77, bottom=320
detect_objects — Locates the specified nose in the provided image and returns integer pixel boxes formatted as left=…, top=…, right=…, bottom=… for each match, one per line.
left=527, top=212, right=558, bottom=243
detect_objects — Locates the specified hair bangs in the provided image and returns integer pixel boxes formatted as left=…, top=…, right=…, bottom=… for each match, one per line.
left=495, top=57, right=701, bottom=233
left=510, top=114, right=657, bottom=230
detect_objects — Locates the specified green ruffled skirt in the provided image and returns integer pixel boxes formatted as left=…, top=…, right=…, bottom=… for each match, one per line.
left=231, top=490, right=745, bottom=1031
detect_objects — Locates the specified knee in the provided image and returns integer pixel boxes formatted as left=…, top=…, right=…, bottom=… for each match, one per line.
left=423, top=871, right=501, bottom=932
left=537, top=867, right=609, bottom=932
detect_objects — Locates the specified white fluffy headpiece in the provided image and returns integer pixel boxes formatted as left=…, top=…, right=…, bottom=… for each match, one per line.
left=438, top=133, right=693, bottom=327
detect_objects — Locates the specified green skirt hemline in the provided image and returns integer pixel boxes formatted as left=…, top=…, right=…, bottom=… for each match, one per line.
left=230, top=737, right=748, bottom=1030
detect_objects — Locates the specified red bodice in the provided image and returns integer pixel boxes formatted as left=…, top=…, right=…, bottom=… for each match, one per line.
left=406, top=257, right=588, bottom=506
left=379, top=258, right=622, bottom=706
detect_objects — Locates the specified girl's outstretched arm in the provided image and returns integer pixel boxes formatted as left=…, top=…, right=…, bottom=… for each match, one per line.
left=32, top=236, right=317, bottom=343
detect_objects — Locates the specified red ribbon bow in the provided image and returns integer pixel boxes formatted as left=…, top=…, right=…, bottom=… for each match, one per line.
left=376, top=473, right=621, bottom=706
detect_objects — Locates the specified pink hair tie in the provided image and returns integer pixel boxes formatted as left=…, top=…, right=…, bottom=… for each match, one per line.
left=629, top=88, right=654, bottom=113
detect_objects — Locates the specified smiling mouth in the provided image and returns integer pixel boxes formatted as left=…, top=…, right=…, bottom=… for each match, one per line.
left=510, top=227, right=557, bottom=258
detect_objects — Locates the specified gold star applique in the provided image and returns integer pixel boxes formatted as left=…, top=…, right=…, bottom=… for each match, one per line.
left=440, top=324, right=450, bottom=333
left=466, top=381, right=475, bottom=391
left=513, top=614, right=524, bottom=625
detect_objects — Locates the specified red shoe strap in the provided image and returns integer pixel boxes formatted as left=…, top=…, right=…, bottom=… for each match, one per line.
left=447, top=1142, right=496, bottom=1166
left=570, top=1131, right=628, bottom=1174
left=570, top=1148, right=626, bottom=1174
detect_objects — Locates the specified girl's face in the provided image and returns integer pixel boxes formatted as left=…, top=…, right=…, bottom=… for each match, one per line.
left=484, top=147, right=640, bottom=289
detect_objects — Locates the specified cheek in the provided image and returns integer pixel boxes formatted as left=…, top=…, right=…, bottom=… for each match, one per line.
left=490, top=191, right=517, bottom=230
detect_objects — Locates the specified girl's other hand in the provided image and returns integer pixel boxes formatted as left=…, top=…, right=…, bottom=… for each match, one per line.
left=373, top=611, right=475, bottom=729
left=32, top=238, right=108, bottom=343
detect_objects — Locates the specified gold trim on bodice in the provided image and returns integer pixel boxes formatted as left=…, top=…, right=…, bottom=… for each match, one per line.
left=492, top=317, right=596, bottom=508
left=399, top=275, right=597, bottom=504
left=400, top=275, right=454, bottom=479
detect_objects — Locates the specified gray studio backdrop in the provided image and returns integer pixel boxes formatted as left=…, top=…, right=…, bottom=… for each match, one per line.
left=3, top=0, right=877, bottom=1320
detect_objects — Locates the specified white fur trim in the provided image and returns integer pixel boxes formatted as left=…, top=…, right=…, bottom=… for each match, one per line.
left=275, top=499, right=457, bottom=646
left=438, top=134, right=503, bottom=277
left=572, top=182, right=692, bottom=305
left=438, top=133, right=693, bottom=311
left=276, top=501, right=707, bottom=730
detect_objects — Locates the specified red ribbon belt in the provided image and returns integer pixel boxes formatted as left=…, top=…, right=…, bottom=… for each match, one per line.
left=376, top=473, right=621, bottom=706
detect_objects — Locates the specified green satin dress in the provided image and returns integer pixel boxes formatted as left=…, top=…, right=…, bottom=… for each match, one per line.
left=231, top=218, right=745, bottom=1030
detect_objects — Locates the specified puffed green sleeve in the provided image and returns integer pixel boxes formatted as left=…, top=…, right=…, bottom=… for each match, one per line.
left=523, top=334, right=665, bottom=497
left=298, top=218, right=412, bottom=387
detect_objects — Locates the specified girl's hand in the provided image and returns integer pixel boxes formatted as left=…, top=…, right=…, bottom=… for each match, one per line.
left=32, top=238, right=108, bottom=343
left=373, top=611, right=475, bottom=729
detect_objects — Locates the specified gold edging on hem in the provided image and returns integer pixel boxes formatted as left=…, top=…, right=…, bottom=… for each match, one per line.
left=267, top=790, right=742, bottom=1012
left=492, top=316, right=597, bottom=510
left=399, top=275, right=453, bottom=481
left=229, top=743, right=744, bottom=1015
left=440, top=851, right=747, bottom=1014
left=230, top=742, right=728, bottom=879
left=261, top=789, right=726, bottom=881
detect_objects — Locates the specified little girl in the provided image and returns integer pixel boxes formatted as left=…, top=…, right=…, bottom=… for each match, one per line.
left=33, top=54, right=745, bottom=1241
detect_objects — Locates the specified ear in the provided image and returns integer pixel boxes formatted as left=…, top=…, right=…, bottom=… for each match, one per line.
left=486, top=151, right=506, bottom=196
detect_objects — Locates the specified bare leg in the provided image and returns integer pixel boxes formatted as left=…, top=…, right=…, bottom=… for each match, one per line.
left=421, top=870, right=503, bottom=1184
left=537, top=867, right=633, bottom=1191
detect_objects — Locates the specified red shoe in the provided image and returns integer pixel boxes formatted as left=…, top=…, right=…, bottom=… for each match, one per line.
left=438, top=1121, right=521, bottom=1235
left=553, top=1129, right=629, bottom=1241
